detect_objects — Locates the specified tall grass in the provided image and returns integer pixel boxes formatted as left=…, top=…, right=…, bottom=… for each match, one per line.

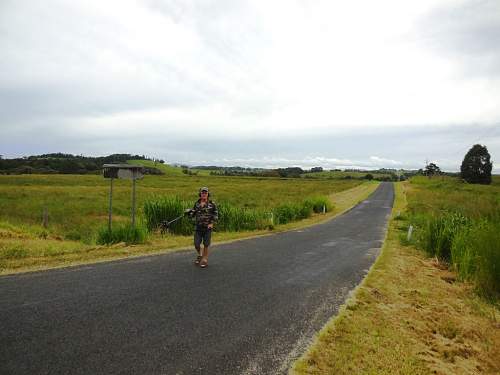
left=451, top=220, right=500, bottom=298
left=416, top=212, right=469, bottom=260
left=0, top=174, right=359, bottom=238
left=97, top=224, right=148, bottom=245
left=143, top=196, right=193, bottom=235
left=273, top=196, right=332, bottom=225
left=304, top=196, right=333, bottom=214
left=143, top=195, right=333, bottom=233
left=407, top=176, right=500, bottom=298
left=217, top=203, right=270, bottom=231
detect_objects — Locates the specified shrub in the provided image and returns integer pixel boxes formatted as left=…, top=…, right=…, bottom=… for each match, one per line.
left=273, top=202, right=312, bottom=224
left=97, top=224, right=148, bottom=245
left=451, top=220, right=500, bottom=298
left=217, top=203, right=270, bottom=231
left=1, top=245, right=29, bottom=259
left=65, top=231, right=82, bottom=241
left=143, top=194, right=333, bottom=233
left=143, top=196, right=192, bottom=235
left=304, top=196, right=333, bottom=213
left=406, top=175, right=500, bottom=298
left=417, top=212, right=469, bottom=260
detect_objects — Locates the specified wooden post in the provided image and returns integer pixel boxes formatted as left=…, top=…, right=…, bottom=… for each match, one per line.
left=42, top=206, right=48, bottom=228
left=108, top=177, right=113, bottom=232
left=131, top=178, right=136, bottom=227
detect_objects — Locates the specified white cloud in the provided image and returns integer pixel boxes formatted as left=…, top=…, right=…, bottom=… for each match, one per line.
left=0, top=0, right=499, bottom=171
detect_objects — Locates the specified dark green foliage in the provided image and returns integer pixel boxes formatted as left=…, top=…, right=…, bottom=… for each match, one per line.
left=272, top=197, right=332, bottom=224
left=310, top=167, right=323, bottom=173
left=273, top=203, right=311, bottom=224
left=460, top=144, right=492, bottom=184
left=304, top=196, right=332, bottom=213
left=143, top=195, right=333, bottom=233
left=96, top=224, right=148, bottom=245
left=277, top=167, right=305, bottom=178
left=143, top=196, right=193, bottom=235
left=411, top=210, right=500, bottom=298
left=451, top=220, right=500, bottom=298
left=424, top=163, right=441, bottom=177
left=416, top=212, right=469, bottom=260
left=217, top=204, right=270, bottom=231
left=0, top=154, right=155, bottom=175
left=1, top=245, right=29, bottom=259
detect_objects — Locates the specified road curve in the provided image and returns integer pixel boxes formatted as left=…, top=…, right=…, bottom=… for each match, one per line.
left=0, top=182, right=394, bottom=375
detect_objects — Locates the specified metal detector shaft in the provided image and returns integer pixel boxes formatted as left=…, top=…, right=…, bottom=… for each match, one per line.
left=160, top=214, right=185, bottom=233
left=166, top=215, right=183, bottom=226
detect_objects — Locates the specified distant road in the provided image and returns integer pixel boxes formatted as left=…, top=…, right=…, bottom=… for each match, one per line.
left=0, top=182, right=394, bottom=375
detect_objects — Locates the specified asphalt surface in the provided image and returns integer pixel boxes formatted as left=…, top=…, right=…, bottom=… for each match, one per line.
left=0, top=182, right=394, bottom=375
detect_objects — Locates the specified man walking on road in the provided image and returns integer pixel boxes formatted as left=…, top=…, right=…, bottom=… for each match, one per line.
left=186, top=187, right=218, bottom=268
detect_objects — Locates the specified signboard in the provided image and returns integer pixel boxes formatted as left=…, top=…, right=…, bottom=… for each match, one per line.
left=103, top=164, right=144, bottom=180
left=102, top=164, right=145, bottom=229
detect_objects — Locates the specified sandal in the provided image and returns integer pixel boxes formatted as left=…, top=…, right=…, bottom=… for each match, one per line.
left=199, top=259, right=208, bottom=268
left=194, top=255, right=202, bottom=265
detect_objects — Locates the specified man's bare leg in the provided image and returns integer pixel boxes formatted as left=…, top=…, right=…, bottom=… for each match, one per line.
left=194, top=246, right=202, bottom=265
left=200, top=246, right=209, bottom=267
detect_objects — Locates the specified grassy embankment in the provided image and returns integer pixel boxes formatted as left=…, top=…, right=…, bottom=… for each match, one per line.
left=292, top=178, right=499, bottom=375
left=405, top=176, right=500, bottom=298
left=0, top=172, right=378, bottom=274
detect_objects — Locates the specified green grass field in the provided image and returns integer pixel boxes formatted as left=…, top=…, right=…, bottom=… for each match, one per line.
left=0, top=172, right=374, bottom=273
left=0, top=173, right=362, bottom=238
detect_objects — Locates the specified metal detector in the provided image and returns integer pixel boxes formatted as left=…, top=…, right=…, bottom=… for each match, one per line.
left=159, top=216, right=183, bottom=234
left=159, top=209, right=193, bottom=234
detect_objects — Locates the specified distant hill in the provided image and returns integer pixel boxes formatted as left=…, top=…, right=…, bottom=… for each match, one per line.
left=127, top=159, right=185, bottom=176
left=0, top=153, right=165, bottom=175
left=0, top=153, right=425, bottom=180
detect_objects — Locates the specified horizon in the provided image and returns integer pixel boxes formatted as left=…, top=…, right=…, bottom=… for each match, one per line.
left=0, top=151, right=486, bottom=174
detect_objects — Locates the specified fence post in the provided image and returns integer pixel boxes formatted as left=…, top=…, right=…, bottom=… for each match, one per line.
left=108, top=177, right=113, bottom=232
left=407, top=225, right=413, bottom=241
left=131, top=178, right=136, bottom=227
left=42, top=206, right=48, bottom=228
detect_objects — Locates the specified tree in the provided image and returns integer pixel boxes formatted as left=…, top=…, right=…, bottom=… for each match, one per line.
left=424, top=162, right=441, bottom=178
left=460, top=144, right=492, bottom=184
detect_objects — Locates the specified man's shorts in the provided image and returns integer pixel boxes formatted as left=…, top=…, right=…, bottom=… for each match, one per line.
left=194, top=227, right=212, bottom=248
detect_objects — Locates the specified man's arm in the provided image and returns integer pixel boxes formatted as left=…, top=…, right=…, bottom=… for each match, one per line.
left=206, top=202, right=217, bottom=229
left=210, top=202, right=218, bottom=226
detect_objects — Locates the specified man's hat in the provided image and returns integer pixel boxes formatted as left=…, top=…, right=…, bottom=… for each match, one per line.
left=199, top=186, right=209, bottom=193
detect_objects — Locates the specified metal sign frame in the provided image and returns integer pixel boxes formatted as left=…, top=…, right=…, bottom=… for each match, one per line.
left=102, top=164, right=145, bottom=230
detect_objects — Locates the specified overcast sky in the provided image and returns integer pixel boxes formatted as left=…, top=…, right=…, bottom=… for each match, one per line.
left=1, top=0, right=499, bottom=171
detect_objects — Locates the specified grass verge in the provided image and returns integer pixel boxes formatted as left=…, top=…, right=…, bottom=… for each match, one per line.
left=291, top=182, right=500, bottom=375
left=0, top=182, right=379, bottom=275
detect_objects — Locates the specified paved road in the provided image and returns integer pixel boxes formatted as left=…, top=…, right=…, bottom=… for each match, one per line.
left=0, top=182, right=394, bottom=375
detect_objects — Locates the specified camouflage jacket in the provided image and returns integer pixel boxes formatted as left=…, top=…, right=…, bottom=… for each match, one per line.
left=190, top=199, right=218, bottom=229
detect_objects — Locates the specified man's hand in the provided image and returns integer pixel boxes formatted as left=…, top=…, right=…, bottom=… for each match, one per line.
left=184, top=208, right=194, bottom=215
left=208, top=223, right=214, bottom=230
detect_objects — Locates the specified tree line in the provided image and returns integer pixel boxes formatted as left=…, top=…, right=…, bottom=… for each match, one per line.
left=423, top=144, right=493, bottom=184
left=0, top=153, right=162, bottom=175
